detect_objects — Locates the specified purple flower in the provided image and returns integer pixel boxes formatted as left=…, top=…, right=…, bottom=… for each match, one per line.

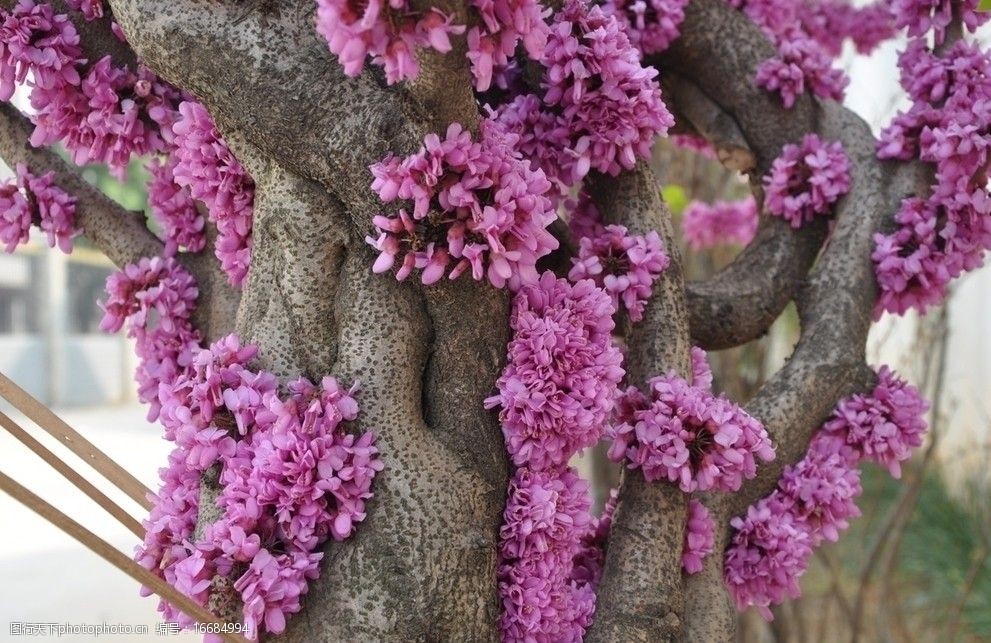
left=568, top=224, right=670, bottom=322
left=822, top=365, right=929, bottom=478
left=367, top=121, right=559, bottom=289
left=681, top=197, right=759, bottom=250
left=600, top=0, right=689, bottom=57
left=682, top=499, right=714, bottom=574
left=172, top=101, right=254, bottom=286
left=486, top=272, right=624, bottom=470
left=764, top=134, right=851, bottom=228
left=147, top=156, right=205, bottom=256
left=606, top=372, right=774, bottom=492
left=467, top=0, right=550, bottom=91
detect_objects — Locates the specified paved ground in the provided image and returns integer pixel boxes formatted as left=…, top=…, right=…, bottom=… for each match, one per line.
left=0, top=403, right=198, bottom=642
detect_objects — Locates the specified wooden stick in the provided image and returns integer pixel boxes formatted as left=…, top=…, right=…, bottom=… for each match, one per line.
left=0, top=470, right=251, bottom=643
left=0, top=410, right=144, bottom=538
left=0, top=372, right=153, bottom=510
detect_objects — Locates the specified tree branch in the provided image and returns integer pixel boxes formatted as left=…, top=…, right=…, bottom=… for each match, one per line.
left=585, top=163, right=691, bottom=642
left=0, top=102, right=163, bottom=266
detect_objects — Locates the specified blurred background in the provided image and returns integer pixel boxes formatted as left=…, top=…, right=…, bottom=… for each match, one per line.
left=0, top=21, right=988, bottom=643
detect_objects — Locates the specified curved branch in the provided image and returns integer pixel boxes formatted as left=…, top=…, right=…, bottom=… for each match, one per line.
left=0, top=102, right=164, bottom=266
left=585, top=163, right=691, bottom=642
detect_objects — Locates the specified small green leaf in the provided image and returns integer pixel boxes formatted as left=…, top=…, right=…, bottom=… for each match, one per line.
left=661, top=184, right=689, bottom=215
left=979, top=0, right=991, bottom=12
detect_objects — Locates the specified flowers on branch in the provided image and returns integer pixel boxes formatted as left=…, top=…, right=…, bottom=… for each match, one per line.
left=681, top=196, right=759, bottom=250
left=314, top=0, right=465, bottom=85
left=568, top=224, right=670, bottom=322
left=134, top=333, right=384, bottom=639
left=873, top=39, right=991, bottom=317
left=889, top=0, right=988, bottom=45
left=147, top=155, right=205, bottom=255
left=485, top=272, right=624, bottom=470
left=172, top=101, right=254, bottom=286
left=764, top=134, right=850, bottom=228
left=682, top=498, right=715, bottom=574
left=0, top=163, right=80, bottom=253
left=99, top=256, right=201, bottom=419
left=606, top=363, right=775, bottom=492
left=367, top=121, right=558, bottom=289
left=600, top=0, right=689, bottom=57
left=467, top=0, right=551, bottom=90
left=725, top=365, right=928, bottom=619
left=492, top=0, right=673, bottom=191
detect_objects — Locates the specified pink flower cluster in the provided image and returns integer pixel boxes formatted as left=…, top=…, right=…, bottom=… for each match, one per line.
left=729, top=0, right=851, bottom=107
left=147, top=156, right=205, bottom=256
left=873, top=40, right=991, bottom=317
left=485, top=272, right=624, bottom=470
left=467, top=0, right=550, bottom=91
left=497, top=468, right=599, bottom=642
left=800, top=0, right=894, bottom=57
left=0, top=1, right=183, bottom=177
left=566, top=191, right=604, bottom=243
left=0, top=163, right=80, bottom=253
left=492, top=0, right=673, bottom=191
left=600, top=0, right=689, bottom=57
left=725, top=365, right=928, bottom=619
left=889, top=0, right=987, bottom=45
left=606, top=347, right=775, bottom=493
left=136, top=334, right=383, bottom=639
left=681, top=196, right=759, bottom=250
left=172, top=101, right=254, bottom=286
left=367, top=121, right=558, bottom=289
left=821, top=365, right=929, bottom=478
left=682, top=498, right=715, bottom=574
left=99, top=257, right=201, bottom=419
left=314, top=0, right=464, bottom=85
left=764, top=134, right=850, bottom=228
left=568, top=224, right=670, bottom=322
left=488, top=273, right=627, bottom=640
left=64, top=0, right=103, bottom=20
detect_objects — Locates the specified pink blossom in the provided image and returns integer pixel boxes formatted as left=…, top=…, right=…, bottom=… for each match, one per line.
left=682, top=499, right=715, bottom=574
left=606, top=372, right=775, bottom=492
left=0, top=179, right=30, bottom=252
left=600, top=0, right=689, bottom=57
left=764, top=134, right=850, bottom=228
left=568, top=224, right=670, bottom=322
left=467, top=0, right=550, bottom=90
left=315, top=0, right=465, bottom=85
left=681, top=197, right=759, bottom=250
left=64, top=0, right=104, bottom=20
left=822, top=365, right=929, bottom=478
left=890, top=0, right=988, bottom=45
left=147, top=156, right=205, bottom=255
left=172, top=101, right=254, bottom=286
left=566, top=191, right=604, bottom=243
left=485, top=272, right=624, bottom=470
left=367, top=121, right=558, bottom=289
left=0, top=0, right=82, bottom=102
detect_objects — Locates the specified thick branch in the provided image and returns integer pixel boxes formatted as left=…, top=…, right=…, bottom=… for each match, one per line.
left=585, top=163, right=691, bottom=642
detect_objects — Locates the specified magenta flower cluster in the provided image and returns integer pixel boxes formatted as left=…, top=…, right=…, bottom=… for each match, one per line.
left=147, top=155, right=205, bottom=256
left=0, top=0, right=184, bottom=178
left=889, top=0, right=987, bottom=45
left=606, top=347, right=775, bottom=493
left=314, top=0, right=465, bottom=85
left=764, top=134, right=851, bottom=228
left=682, top=499, right=715, bottom=574
left=492, top=0, right=673, bottom=191
left=799, top=0, right=894, bottom=57
left=873, top=39, right=991, bottom=317
left=135, top=334, right=383, bottom=639
left=725, top=365, right=928, bottom=619
left=821, top=365, right=929, bottom=478
left=467, top=0, right=551, bottom=91
left=728, top=0, right=853, bottom=108
left=367, top=121, right=558, bottom=289
left=568, top=224, right=669, bottom=321
left=172, top=101, right=255, bottom=286
left=99, top=257, right=201, bottom=419
left=681, top=196, right=759, bottom=250
left=64, top=0, right=103, bottom=20
left=488, top=272, right=627, bottom=641
left=0, top=163, right=79, bottom=253
left=566, top=191, right=604, bottom=243
left=600, top=0, right=689, bottom=57
left=485, top=272, right=624, bottom=470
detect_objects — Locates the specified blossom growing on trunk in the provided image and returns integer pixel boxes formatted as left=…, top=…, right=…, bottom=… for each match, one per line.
left=600, top=0, right=689, bottom=57
left=147, top=156, right=205, bottom=255
left=368, top=121, right=558, bottom=289
left=568, top=224, right=670, bottom=322
left=0, top=163, right=79, bottom=253
left=764, top=134, right=851, bottom=227
left=682, top=499, right=715, bottom=574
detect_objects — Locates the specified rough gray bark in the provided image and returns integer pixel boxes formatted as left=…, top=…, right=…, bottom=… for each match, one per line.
left=0, top=0, right=932, bottom=639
